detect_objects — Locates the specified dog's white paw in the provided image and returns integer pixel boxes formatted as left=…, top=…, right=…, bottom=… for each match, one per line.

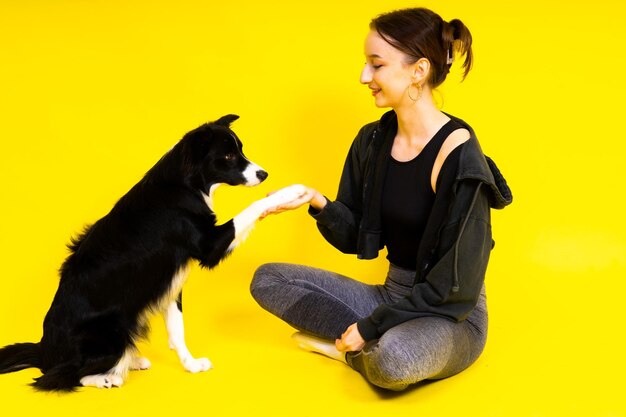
left=130, top=356, right=151, bottom=371
left=80, top=374, right=124, bottom=389
left=183, top=357, right=213, bottom=373
left=264, top=184, right=308, bottom=207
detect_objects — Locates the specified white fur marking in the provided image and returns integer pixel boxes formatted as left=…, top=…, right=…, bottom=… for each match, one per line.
left=202, top=184, right=221, bottom=211
left=156, top=265, right=190, bottom=313
left=242, top=162, right=266, bottom=186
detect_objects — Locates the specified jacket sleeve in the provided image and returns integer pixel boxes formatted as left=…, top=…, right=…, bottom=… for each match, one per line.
left=308, top=125, right=371, bottom=254
left=356, top=178, right=493, bottom=341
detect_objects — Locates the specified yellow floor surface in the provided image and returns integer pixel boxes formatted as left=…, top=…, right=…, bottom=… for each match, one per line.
left=0, top=250, right=624, bottom=416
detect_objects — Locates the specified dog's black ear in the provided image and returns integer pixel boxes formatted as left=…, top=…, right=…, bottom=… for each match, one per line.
left=214, top=114, right=239, bottom=127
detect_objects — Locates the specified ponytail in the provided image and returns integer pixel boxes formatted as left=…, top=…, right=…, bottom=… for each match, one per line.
left=444, top=19, right=473, bottom=80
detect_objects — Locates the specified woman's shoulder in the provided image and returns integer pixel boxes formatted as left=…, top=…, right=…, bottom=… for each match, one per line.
left=440, top=126, right=471, bottom=160
left=442, top=113, right=485, bottom=159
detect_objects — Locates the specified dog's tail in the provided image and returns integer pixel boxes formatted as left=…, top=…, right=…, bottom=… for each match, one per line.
left=0, top=343, right=81, bottom=392
left=0, top=342, right=42, bottom=374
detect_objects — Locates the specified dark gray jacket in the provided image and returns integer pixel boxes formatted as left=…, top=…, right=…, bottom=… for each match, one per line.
left=309, top=110, right=513, bottom=341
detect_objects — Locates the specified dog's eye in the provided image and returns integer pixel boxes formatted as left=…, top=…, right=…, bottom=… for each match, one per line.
left=224, top=153, right=236, bottom=161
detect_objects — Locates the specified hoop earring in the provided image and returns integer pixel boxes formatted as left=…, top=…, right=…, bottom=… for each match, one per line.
left=408, top=83, right=422, bottom=102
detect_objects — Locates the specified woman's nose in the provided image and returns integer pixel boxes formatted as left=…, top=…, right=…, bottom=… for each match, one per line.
left=360, top=65, right=372, bottom=84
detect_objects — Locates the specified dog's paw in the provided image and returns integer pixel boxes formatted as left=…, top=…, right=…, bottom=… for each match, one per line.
left=264, top=184, right=308, bottom=207
left=183, top=357, right=213, bottom=373
left=80, top=374, right=124, bottom=389
left=130, top=356, right=151, bottom=371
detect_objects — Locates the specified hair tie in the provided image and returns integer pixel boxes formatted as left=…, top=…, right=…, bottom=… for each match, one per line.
left=446, top=21, right=455, bottom=65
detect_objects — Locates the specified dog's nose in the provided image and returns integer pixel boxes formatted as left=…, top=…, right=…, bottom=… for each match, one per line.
left=256, top=170, right=268, bottom=182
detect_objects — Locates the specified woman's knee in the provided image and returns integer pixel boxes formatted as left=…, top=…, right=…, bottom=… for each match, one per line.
left=353, top=338, right=422, bottom=391
left=250, top=263, right=286, bottom=292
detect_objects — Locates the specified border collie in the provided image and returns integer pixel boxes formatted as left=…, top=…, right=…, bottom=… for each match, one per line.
left=0, top=114, right=304, bottom=391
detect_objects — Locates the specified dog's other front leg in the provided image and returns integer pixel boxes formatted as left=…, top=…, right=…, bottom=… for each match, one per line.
left=164, top=295, right=212, bottom=373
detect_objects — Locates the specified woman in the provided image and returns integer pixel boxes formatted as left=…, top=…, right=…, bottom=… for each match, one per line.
left=251, top=7, right=512, bottom=391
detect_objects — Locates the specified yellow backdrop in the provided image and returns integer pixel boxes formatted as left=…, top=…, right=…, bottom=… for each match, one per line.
left=1, top=1, right=624, bottom=416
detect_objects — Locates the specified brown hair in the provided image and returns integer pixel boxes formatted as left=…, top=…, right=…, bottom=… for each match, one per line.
left=370, top=8, right=473, bottom=88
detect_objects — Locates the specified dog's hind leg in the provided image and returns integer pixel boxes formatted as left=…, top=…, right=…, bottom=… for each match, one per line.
left=165, top=299, right=212, bottom=373
left=79, top=347, right=134, bottom=389
left=75, top=311, right=136, bottom=389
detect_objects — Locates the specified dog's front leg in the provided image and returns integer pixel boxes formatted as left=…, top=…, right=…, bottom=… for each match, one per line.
left=164, top=298, right=212, bottom=373
left=228, top=184, right=307, bottom=252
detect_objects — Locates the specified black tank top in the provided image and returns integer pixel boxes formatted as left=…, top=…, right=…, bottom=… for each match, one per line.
left=381, top=119, right=462, bottom=270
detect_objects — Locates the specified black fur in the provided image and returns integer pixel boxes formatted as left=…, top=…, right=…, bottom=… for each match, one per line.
left=0, top=114, right=267, bottom=391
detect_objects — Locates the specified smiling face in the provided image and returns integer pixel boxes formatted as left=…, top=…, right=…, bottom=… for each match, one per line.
left=360, top=30, right=427, bottom=109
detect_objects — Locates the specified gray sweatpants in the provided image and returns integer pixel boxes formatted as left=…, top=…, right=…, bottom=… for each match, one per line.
left=250, top=262, right=488, bottom=391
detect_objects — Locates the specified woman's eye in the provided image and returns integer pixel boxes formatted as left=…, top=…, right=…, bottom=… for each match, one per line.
left=373, top=64, right=382, bottom=69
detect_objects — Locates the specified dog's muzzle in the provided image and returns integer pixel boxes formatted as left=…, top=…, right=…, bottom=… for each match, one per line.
left=243, top=162, right=268, bottom=186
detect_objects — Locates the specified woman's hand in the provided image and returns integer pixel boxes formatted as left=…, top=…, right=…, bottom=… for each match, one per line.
left=260, top=185, right=326, bottom=219
left=335, top=323, right=366, bottom=352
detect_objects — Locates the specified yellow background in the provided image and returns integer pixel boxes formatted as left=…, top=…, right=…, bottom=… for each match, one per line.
left=1, top=1, right=624, bottom=416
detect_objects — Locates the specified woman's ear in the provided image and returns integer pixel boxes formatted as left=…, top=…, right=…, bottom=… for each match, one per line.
left=412, top=58, right=431, bottom=84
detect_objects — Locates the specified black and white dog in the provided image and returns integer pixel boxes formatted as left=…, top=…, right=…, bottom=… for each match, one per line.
left=0, top=114, right=304, bottom=391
